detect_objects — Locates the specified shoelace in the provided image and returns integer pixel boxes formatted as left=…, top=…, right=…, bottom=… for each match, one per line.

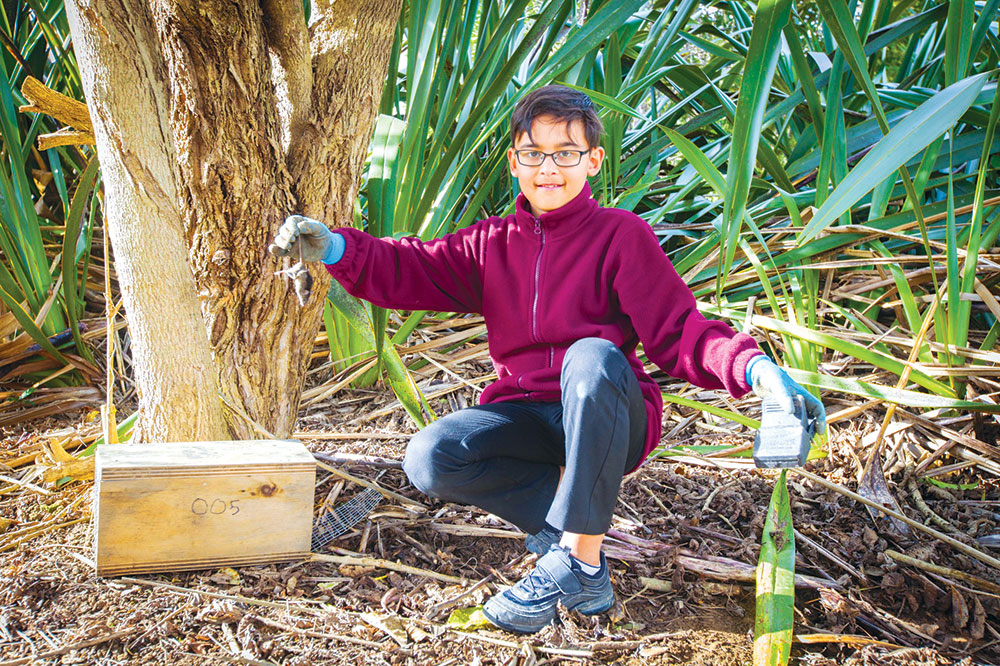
left=518, top=566, right=558, bottom=596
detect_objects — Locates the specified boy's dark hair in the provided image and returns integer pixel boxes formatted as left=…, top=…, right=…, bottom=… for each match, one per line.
left=510, top=85, right=603, bottom=149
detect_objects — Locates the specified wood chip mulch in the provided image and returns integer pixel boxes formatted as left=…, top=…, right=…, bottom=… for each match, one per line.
left=2, top=386, right=999, bottom=666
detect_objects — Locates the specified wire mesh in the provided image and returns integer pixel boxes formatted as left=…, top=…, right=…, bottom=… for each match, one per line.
left=311, top=487, right=383, bottom=551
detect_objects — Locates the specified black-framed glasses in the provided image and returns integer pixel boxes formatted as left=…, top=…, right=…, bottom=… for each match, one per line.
left=514, top=149, right=591, bottom=167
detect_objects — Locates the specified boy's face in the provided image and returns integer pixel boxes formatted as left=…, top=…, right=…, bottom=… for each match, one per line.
left=508, top=116, right=605, bottom=218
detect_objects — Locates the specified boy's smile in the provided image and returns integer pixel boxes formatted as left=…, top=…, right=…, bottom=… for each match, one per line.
left=508, top=115, right=605, bottom=218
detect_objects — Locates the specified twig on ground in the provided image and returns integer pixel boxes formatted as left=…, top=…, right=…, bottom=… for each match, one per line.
left=926, top=572, right=1000, bottom=600
left=313, top=450, right=402, bottom=469
left=793, top=633, right=905, bottom=649
left=794, top=469, right=1000, bottom=572
left=449, top=630, right=593, bottom=658
left=427, top=574, right=494, bottom=617
left=701, top=479, right=740, bottom=514
left=607, top=528, right=839, bottom=588
left=119, top=577, right=329, bottom=612
left=429, top=524, right=523, bottom=540
left=250, top=614, right=386, bottom=648
left=885, top=549, right=1000, bottom=595
left=314, top=459, right=426, bottom=509
left=310, top=551, right=464, bottom=584
left=589, top=640, right=645, bottom=651
left=0, top=628, right=136, bottom=666
left=906, top=474, right=960, bottom=534
left=638, top=554, right=835, bottom=590
left=637, top=481, right=674, bottom=518
left=0, top=474, right=50, bottom=495
left=794, top=528, right=866, bottom=581
left=0, top=518, right=87, bottom=553
left=296, top=431, right=410, bottom=441
left=681, top=522, right=742, bottom=545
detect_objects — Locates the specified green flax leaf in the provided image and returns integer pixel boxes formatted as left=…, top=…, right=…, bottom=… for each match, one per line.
left=61, top=154, right=99, bottom=362
left=326, top=281, right=428, bottom=428
left=800, top=73, right=989, bottom=242
left=754, top=469, right=794, bottom=666
left=721, top=0, right=793, bottom=299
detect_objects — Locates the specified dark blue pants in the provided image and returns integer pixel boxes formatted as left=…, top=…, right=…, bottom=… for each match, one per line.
left=402, top=338, right=646, bottom=535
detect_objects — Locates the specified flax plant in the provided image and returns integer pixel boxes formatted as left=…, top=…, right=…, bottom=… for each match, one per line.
left=326, top=0, right=660, bottom=389
left=4, top=2, right=998, bottom=659
left=314, top=0, right=1000, bottom=434
left=5, top=0, right=999, bottom=430
left=1, top=0, right=98, bottom=389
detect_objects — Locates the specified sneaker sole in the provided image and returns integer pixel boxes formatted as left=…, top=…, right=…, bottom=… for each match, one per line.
left=482, top=604, right=554, bottom=634
left=568, top=596, right=615, bottom=615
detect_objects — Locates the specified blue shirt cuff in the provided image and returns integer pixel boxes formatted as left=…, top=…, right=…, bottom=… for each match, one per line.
left=744, top=353, right=769, bottom=387
left=323, top=231, right=346, bottom=265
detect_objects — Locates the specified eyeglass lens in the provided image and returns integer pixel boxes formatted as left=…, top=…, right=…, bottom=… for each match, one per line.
left=516, top=150, right=588, bottom=167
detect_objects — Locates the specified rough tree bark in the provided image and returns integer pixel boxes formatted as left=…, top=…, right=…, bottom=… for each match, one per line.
left=65, top=0, right=402, bottom=441
left=64, top=0, right=229, bottom=442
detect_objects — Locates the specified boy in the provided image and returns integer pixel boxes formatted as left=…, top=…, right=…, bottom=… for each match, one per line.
left=269, top=85, right=825, bottom=634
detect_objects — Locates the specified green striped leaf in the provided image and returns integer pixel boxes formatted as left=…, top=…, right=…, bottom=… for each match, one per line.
left=754, top=469, right=794, bottom=666
left=61, top=154, right=99, bottom=362
left=751, top=314, right=955, bottom=397
left=721, top=0, right=793, bottom=297
left=326, top=281, right=429, bottom=428
left=801, top=73, right=989, bottom=242
left=661, top=391, right=758, bottom=428
left=944, top=0, right=974, bottom=85
left=786, top=368, right=1000, bottom=413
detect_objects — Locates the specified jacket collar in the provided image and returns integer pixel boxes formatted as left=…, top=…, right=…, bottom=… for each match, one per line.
left=514, top=182, right=599, bottom=237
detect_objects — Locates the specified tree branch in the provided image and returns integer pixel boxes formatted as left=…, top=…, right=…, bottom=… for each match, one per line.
left=37, top=129, right=96, bottom=150
left=19, top=76, right=97, bottom=147
left=292, top=0, right=402, bottom=222
left=19, top=76, right=93, bottom=132
left=260, top=0, right=313, bottom=153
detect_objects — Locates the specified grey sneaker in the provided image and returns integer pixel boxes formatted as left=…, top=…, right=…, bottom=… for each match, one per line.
left=524, top=524, right=561, bottom=555
left=482, top=545, right=615, bottom=634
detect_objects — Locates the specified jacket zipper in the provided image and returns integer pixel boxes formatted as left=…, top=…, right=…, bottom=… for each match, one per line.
left=531, top=217, right=555, bottom=368
left=531, top=217, right=544, bottom=345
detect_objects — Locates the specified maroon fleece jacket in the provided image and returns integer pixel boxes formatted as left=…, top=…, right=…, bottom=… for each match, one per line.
left=327, top=183, right=762, bottom=469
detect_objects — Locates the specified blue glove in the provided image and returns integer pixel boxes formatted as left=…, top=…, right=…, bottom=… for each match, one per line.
left=268, top=214, right=345, bottom=264
left=746, top=355, right=826, bottom=435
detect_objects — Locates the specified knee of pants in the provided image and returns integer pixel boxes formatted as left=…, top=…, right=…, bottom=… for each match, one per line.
left=562, top=337, right=630, bottom=395
left=402, top=430, right=454, bottom=499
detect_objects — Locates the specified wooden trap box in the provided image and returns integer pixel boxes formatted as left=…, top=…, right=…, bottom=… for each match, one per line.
left=94, top=440, right=316, bottom=577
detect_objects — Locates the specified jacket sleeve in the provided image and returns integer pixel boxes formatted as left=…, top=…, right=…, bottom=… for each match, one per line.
left=611, top=221, right=762, bottom=397
left=325, top=225, right=488, bottom=314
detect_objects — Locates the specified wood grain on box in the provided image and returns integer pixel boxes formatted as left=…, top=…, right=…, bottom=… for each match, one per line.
left=94, top=440, right=315, bottom=576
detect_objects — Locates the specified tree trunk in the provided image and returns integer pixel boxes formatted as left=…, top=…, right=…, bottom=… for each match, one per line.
left=65, top=0, right=230, bottom=443
left=65, top=0, right=402, bottom=441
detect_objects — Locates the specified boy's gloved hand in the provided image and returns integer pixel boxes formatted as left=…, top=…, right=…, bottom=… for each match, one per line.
left=746, top=355, right=826, bottom=434
left=268, top=214, right=345, bottom=264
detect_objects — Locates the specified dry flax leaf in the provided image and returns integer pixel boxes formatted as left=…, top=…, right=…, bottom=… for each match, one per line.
left=360, top=612, right=409, bottom=646
left=949, top=586, right=968, bottom=629
left=46, top=436, right=81, bottom=463
left=970, top=595, right=986, bottom=640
